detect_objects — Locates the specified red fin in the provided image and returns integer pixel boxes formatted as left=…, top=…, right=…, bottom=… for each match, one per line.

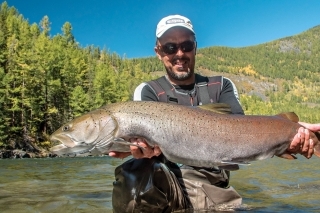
left=276, top=112, right=299, bottom=123
left=277, top=152, right=297, bottom=160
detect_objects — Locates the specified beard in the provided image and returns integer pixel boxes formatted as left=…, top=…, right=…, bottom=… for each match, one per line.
left=165, top=56, right=194, bottom=81
left=166, top=68, right=193, bottom=81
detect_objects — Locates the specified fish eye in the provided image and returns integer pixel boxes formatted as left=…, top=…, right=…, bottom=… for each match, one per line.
left=62, top=125, right=70, bottom=131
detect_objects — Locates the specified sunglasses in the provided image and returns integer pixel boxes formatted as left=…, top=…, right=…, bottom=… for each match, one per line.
left=159, top=40, right=195, bottom=55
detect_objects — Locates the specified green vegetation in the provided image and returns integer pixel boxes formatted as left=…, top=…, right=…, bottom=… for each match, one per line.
left=0, top=2, right=319, bottom=149
left=0, top=2, right=152, bottom=148
left=135, top=26, right=320, bottom=123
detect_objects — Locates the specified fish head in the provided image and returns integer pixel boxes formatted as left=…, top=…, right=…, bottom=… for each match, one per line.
left=50, top=109, right=118, bottom=156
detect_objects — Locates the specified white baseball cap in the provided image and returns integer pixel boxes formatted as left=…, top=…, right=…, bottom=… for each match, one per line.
left=156, top=15, right=195, bottom=38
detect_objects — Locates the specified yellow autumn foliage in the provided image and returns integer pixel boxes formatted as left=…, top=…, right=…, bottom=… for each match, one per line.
left=238, top=64, right=259, bottom=76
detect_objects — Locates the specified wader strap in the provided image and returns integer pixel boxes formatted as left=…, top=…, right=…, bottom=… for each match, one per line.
left=147, top=76, right=178, bottom=104
left=195, top=74, right=211, bottom=105
left=208, top=76, right=223, bottom=103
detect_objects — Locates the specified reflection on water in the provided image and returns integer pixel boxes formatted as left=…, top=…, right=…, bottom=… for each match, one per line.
left=0, top=157, right=119, bottom=213
left=230, top=157, right=320, bottom=212
left=0, top=156, right=320, bottom=212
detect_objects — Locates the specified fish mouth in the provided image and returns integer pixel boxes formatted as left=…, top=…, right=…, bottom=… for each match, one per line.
left=49, top=134, right=94, bottom=156
left=50, top=137, right=65, bottom=147
left=50, top=143, right=95, bottom=157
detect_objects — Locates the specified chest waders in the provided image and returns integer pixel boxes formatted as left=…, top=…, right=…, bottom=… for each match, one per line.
left=112, top=74, right=242, bottom=212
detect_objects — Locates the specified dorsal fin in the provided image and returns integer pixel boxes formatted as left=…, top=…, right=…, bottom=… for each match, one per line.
left=276, top=112, right=299, bottom=123
left=197, top=103, right=232, bottom=114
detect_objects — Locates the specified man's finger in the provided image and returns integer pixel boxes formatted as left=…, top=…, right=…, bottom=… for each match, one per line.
left=288, top=127, right=304, bottom=152
left=301, top=129, right=310, bottom=154
left=307, top=139, right=314, bottom=159
left=153, top=145, right=162, bottom=156
left=130, top=142, right=145, bottom=158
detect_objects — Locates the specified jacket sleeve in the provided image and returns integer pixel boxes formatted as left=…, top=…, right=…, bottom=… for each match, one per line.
left=133, top=83, right=158, bottom=101
left=219, top=77, right=245, bottom=115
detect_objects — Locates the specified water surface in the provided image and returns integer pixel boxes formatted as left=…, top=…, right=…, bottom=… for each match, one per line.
left=0, top=156, right=319, bottom=212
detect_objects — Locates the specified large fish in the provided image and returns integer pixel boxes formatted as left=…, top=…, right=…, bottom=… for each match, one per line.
left=50, top=101, right=320, bottom=167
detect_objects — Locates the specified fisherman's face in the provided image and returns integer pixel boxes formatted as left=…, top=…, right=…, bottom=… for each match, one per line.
left=155, top=27, right=196, bottom=84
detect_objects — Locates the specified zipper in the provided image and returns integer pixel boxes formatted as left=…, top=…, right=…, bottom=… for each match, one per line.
left=189, top=93, right=194, bottom=106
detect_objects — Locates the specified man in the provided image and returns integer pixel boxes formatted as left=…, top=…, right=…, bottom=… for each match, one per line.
left=110, top=15, right=319, bottom=212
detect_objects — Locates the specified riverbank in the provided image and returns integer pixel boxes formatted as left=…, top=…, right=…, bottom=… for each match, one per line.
left=0, top=149, right=56, bottom=159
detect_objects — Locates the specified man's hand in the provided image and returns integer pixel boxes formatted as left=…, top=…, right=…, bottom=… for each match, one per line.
left=109, top=138, right=162, bottom=159
left=108, top=151, right=131, bottom=159
left=287, top=122, right=320, bottom=159
left=128, top=138, right=162, bottom=158
left=287, top=127, right=313, bottom=158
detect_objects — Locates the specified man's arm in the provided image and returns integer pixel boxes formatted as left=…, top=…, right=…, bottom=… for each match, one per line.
left=133, top=83, right=158, bottom=101
left=219, top=77, right=244, bottom=115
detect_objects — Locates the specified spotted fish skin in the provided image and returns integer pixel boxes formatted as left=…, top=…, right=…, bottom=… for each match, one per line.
left=50, top=101, right=320, bottom=167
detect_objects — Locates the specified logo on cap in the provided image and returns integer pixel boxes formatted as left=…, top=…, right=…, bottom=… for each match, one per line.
left=166, top=18, right=185, bottom=25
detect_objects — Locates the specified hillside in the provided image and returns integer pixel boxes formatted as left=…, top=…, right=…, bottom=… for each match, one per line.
left=196, top=25, right=320, bottom=102
left=133, top=25, right=320, bottom=118
left=0, top=2, right=319, bottom=155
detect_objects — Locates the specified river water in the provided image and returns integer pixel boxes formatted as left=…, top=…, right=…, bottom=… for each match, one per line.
left=0, top=156, right=319, bottom=213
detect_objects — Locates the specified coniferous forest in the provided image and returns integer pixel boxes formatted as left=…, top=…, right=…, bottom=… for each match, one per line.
left=0, top=2, right=319, bottom=152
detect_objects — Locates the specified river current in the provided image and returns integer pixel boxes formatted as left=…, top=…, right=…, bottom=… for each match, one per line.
left=0, top=156, right=319, bottom=212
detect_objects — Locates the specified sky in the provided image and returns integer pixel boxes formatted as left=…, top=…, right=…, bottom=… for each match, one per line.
left=3, top=0, right=320, bottom=58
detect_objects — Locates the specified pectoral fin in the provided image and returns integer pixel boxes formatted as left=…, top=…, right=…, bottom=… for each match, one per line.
left=112, top=138, right=146, bottom=149
left=221, top=160, right=251, bottom=165
left=218, top=160, right=250, bottom=171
